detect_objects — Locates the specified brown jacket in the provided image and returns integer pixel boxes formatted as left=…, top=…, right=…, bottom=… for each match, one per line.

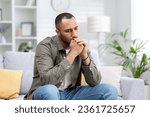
left=24, top=36, right=101, bottom=99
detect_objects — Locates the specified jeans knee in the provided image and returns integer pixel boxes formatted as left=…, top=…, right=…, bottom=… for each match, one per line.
left=33, top=84, right=60, bottom=100
left=44, top=84, right=58, bottom=92
left=97, top=83, right=118, bottom=100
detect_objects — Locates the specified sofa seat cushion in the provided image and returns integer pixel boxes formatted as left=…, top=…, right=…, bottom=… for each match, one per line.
left=10, top=95, right=25, bottom=100
left=98, top=66, right=123, bottom=96
left=0, top=69, right=23, bottom=99
left=3, top=52, right=34, bottom=94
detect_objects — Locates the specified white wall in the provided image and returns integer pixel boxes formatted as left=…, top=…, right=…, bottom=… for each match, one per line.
left=104, top=0, right=131, bottom=34
left=37, top=0, right=105, bottom=43
left=39, top=0, right=131, bottom=40
left=116, top=0, right=131, bottom=32
left=104, top=0, right=117, bottom=33
left=37, top=0, right=131, bottom=66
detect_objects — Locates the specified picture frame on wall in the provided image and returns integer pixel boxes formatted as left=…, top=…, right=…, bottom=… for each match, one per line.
left=0, top=8, right=2, bottom=20
left=21, top=22, right=33, bottom=36
left=26, top=0, right=35, bottom=6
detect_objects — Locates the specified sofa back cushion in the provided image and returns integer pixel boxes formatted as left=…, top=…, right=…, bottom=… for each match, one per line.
left=3, top=52, right=35, bottom=94
left=0, top=54, right=3, bottom=69
left=98, top=66, right=123, bottom=96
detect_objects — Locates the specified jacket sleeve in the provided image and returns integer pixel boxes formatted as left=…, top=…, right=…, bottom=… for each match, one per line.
left=82, top=53, right=101, bottom=86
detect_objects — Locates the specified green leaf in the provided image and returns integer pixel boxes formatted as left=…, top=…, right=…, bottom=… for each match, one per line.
left=141, top=53, right=147, bottom=63
left=129, top=47, right=136, bottom=54
left=123, top=28, right=128, bottom=38
left=105, top=28, right=150, bottom=79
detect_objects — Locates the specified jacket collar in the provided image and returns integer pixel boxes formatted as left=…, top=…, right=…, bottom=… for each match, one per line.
left=54, top=35, right=65, bottom=51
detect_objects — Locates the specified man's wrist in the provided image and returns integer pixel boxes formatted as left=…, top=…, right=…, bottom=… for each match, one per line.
left=66, top=52, right=77, bottom=64
left=82, top=55, right=89, bottom=61
left=82, top=56, right=90, bottom=65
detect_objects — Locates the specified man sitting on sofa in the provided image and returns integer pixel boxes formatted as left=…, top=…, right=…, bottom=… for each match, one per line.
left=24, top=12, right=117, bottom=100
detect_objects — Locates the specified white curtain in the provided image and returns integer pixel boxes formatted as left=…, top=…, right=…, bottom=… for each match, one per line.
left=131, top=0, right=150, bottom=55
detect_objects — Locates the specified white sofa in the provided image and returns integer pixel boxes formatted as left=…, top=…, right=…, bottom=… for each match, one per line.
left=0, top=51, right=144, bottom=100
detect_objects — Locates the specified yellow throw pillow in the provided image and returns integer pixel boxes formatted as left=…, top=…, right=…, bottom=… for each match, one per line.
left=81, top=73, right=86, bottom=85
left=0, top=69, right=23, bottom=99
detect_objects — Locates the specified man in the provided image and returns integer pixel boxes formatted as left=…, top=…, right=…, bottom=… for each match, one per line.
left=24, top=13, right=117, bottom=100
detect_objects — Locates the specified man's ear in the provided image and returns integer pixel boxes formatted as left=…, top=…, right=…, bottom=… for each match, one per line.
left=55, top=29, right=60, bottom=35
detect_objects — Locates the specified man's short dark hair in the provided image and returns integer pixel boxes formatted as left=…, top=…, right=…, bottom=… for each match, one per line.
left=55, top=12, right=75, bottom=29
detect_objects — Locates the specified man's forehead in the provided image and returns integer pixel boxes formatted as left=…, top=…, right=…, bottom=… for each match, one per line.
left=59, top=18, right=78, bottom=29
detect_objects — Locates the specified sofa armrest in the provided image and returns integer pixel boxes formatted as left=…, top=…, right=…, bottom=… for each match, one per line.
left=120, top=77, right=144, bottom=100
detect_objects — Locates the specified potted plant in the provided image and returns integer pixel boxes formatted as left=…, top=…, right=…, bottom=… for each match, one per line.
left=18, top=41, right=33, bottom=52
left=104, top=29, right=150, bottom=81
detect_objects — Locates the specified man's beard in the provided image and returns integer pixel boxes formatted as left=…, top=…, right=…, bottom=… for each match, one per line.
left=60, top=36, right=78, bottom=48
left=61, top=37, right=71, bottom=47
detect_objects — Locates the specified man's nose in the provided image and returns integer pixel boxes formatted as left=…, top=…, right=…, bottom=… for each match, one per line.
left=72, top=30, right=78, bottom=38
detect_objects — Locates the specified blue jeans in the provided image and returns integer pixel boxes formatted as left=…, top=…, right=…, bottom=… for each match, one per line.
left=32, top=84, right=118, bottom=100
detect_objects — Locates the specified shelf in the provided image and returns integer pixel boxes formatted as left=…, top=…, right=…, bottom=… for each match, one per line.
left=0, top=0, right=11, bottom=2
left=16, top=36, right=37, bottom=40
left=0, top=43, right=12, bottom=46
left=0, top=0, right=37, bottom=53
left=15, top=6, right=36, bottom=9
left=0, top=21, right=12, bottom=24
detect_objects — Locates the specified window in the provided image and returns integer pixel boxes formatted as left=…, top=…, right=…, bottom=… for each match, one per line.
left=131, top=0, right=150, bottom=53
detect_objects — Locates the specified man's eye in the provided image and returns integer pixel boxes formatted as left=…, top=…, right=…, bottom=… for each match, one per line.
left=65, top=30, right=71, bottom=32
left=75, top=27, right=78, bottom=30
